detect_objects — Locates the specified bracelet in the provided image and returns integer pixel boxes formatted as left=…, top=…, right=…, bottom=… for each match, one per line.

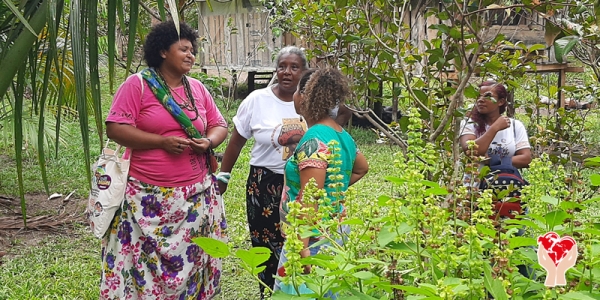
left=216, top=172, right=231, bottom=184
left=205, top=137, right=213, bottom=150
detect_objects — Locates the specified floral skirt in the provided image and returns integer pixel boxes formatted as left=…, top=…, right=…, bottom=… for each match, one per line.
left=100, top=174, right=227, bottom=300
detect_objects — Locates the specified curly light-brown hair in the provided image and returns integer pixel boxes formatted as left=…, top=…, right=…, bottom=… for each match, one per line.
left=299, top=68, right=350, bottom=121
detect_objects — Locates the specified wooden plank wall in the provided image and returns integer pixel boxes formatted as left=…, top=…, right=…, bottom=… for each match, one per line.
left=198, top=10, right=283, bottom=69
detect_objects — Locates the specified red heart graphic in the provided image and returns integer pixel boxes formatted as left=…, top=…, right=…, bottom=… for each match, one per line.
left=537, top=232, right=576, bottom=266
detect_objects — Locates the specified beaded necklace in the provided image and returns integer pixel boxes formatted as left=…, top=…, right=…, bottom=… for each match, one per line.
left=156, top=69, right=199, bottom=121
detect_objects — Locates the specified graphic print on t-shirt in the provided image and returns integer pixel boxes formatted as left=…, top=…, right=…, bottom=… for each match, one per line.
left=487, top=139, right=513, bottom=166
left=276, top=118, right=307, bottom=160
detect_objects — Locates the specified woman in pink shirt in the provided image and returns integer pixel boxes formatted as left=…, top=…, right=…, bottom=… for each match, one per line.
left=101, top=21, right=228, bottom=299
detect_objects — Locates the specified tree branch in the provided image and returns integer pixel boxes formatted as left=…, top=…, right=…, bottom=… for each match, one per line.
left=429, top=42, right=483, bottom=142
left=140, top=2, right=161, bottom=21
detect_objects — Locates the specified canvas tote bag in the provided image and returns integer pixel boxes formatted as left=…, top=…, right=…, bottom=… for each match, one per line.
left=85, top=141, right=130, bottom=238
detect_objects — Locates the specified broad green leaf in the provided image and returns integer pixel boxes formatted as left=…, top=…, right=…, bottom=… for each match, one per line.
left=464, top=84, right=479, bottom=99
left=559, top=291, right=600, bottom=300
left=477, top=224, right=497, bottom=237
left=378, top=225, right=398, bottom=247
left=541, top=195, right=559, bottom=206
left=425, top=187, right=448, bottom=196
left=387, top=284, right=436, bottom=297
left=544, top=21, right=562, bottom=47
left=335, top=0, right=348, bottom=9
left=590, top=174, right=600, bottom=186
left=192, top=237, right=230, bottom=258
left=554, top=36, right=580, bottom=63
left=421, top=180, right=439, bottom=188
left=377, top=195, right=391, bottom=206
left=253, top=265, right=266, bottom=275
left=583, top=197, right=600, bottom=205
left=384, top=176, right=406, bottom=185
left=413, top=90, right=427, bottom=102
left=353, top=271, right=375, bottom=280
left=528, top=44, right=547, bottom=52
left=236, top=247, right=270, bottom=273
left=479, top=166, right=491, bottom=177
left=359, top=38, right=376, bottom=45
left=483, top=263, right=509, bottom=300
left=387, top=242, right=428, bottom=257
left=508, top=237, right=537, bottom=249
left=504, top=219, right=542, bottom=231
left=583, top=156, right=600, bottom=167
left=544, top=210, right=571, bottom=229
left=574, top=228, right=600, bottom=236
left=559, top=201, right=585, bottom=211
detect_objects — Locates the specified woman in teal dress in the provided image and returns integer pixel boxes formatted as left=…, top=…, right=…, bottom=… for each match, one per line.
left=274, top=68, right=369, bottom=297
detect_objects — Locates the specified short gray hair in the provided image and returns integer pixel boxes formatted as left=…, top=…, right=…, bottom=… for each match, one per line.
left=274, top=46, right=308, bottom=69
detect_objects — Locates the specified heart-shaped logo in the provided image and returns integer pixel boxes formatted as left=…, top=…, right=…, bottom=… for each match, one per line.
left=537, top=232, right=576, bottom=266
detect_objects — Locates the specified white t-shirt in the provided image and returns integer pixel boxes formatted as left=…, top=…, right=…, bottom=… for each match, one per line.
left=460, top=118, right=531, bottom=161
left=233, top=86, right=307, bottom=174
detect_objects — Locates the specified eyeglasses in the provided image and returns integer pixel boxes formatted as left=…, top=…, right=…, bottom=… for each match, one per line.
left=479, top=91, right=498, bottom=102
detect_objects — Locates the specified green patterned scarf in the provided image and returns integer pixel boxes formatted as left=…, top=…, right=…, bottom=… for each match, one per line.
left=140, top=68, right=202, bottom=139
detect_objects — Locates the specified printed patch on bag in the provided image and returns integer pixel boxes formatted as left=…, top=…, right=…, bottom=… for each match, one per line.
left=94, top=164, right=112, bottom=190
left=93, top=201, right=104, bottom=217
left=96, top=174, right=112, bottom=190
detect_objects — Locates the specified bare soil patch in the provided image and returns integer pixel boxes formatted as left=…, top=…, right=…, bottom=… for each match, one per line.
left=0, top=192, right=87, bottom=263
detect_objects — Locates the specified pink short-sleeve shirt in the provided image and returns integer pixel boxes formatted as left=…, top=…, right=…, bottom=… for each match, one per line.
left=106, top=74, right=227, bottom=187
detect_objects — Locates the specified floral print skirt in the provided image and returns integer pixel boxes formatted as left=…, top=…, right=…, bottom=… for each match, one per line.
left=246, top=165, right=285, bottom=295
left=100, top=174, right=227, bottom=300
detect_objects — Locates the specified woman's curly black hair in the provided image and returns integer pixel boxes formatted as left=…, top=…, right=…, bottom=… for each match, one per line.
left=143, top=21, right=199, bottom=68
left=470, top=81, right=508, bottom=136
left=299, top=68, right=350, bottom=121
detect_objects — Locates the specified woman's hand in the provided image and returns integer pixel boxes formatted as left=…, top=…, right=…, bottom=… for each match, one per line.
left=189, top=138, right=212, bottom=155
left=491, top=116, right=511, bottom=132
left=217, top=181, right=228, bottom=194
left=162, top=136, right=191, bottom=155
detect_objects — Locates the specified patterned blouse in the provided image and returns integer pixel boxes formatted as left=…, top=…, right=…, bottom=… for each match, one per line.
left=279, top=124, right=359, bottom=224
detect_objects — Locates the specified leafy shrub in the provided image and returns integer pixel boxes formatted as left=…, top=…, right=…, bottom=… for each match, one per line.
left=195, top=108, right=600, bottom=299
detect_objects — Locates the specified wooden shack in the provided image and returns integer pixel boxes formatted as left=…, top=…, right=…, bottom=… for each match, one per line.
left=196, top=0, right=283, bottom=69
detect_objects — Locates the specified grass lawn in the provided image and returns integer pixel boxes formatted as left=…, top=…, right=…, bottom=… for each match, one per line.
left=0, top=79, right=400, bottom=299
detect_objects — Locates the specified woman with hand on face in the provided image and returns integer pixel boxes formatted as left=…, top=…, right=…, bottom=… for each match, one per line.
left=101, top=21, right=228, bottom=299
left=459, top=81, right=532, bottom=218
left=217, top=46, right=309, bottom=298
left=459, top=81, right=531, bottom=170
left=274, top=68, right=369, bottom=298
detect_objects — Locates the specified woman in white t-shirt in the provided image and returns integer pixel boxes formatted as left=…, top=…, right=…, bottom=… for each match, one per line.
left=459, top=81, right=532, bottom=215
left=217, top=46, right=308, bottom=298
